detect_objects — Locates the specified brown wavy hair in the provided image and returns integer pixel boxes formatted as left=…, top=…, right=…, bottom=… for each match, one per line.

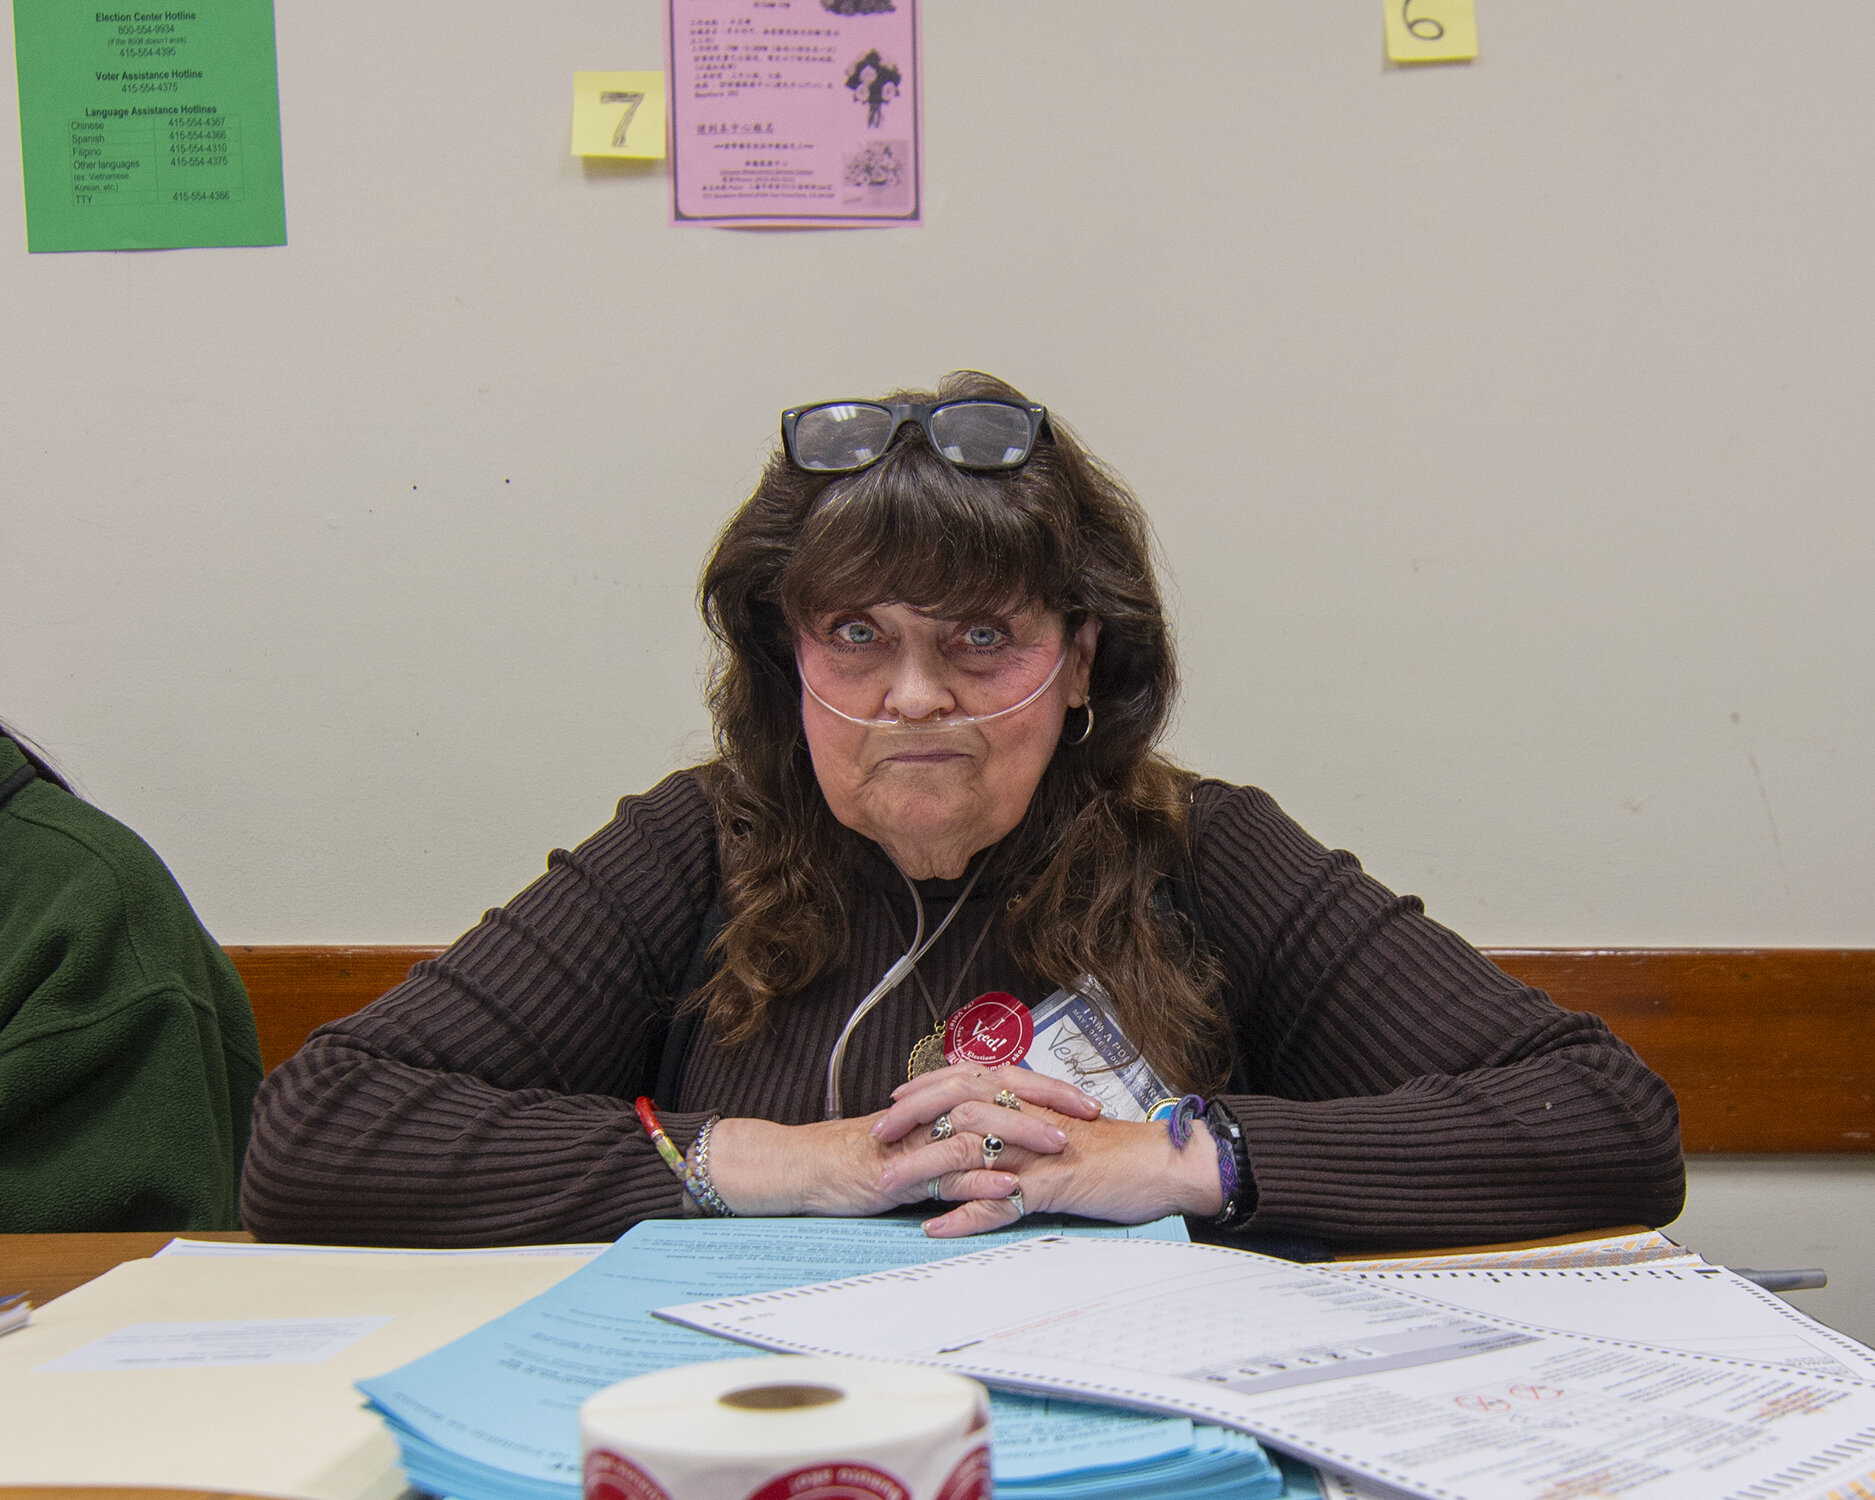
left=696, top=371, right=1228, bottom=1093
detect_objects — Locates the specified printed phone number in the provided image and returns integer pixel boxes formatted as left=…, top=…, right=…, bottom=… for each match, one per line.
left=120, top=81, right=179, bottom=93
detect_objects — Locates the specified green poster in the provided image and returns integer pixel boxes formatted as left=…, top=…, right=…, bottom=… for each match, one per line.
left=11, top=0, right=286, bottom=251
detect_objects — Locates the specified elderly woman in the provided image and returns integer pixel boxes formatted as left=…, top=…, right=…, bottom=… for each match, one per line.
left=242, top=373, right=1683, bottom=1248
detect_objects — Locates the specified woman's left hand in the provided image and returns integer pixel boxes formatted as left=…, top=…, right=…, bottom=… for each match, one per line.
left=871, top=1064, right=1227, bottom=1236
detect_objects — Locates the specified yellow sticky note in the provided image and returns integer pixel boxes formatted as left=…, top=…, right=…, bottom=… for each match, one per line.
left=1384, top=0, right=1478, bottom=64
left=572, top=71, right=666, bottom=159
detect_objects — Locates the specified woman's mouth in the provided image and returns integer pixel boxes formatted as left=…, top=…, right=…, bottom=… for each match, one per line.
left=884, top=747, right=967, bottom=764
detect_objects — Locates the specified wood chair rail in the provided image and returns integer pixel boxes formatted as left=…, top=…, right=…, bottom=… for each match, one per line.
left=226, top=945, right=1875, bottom=1155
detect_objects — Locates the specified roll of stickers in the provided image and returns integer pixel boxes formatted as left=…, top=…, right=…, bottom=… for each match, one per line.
left=581, top=1356, right=991, bottom=1500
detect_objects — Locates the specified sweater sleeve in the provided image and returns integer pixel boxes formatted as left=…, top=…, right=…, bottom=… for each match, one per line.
left=240, top=772, right=722, bottom=1246
left=1193, top=782, right=1684, bottom=1248
left=0, top=774, right=261, bottom=1234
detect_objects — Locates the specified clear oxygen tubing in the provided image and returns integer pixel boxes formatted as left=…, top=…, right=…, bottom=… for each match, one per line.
left=823, top=857, right=987, bottom=1119
left=798, top=644, right=1068, bottom=731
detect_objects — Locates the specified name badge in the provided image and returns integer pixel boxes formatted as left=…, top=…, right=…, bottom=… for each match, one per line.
left=1016, top=976, right=1179, bottom=1122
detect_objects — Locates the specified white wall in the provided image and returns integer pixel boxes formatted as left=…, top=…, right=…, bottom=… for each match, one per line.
left=5, top=0, right=1871, bottom=947
left=4, top=3, right=1871, bottom=1325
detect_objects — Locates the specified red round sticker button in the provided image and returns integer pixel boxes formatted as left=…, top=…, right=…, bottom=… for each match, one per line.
left=585, top=1450, right=673, bottom=1500
left=943, top=992, right=1034, bottom=1067
left=933, top=1445, right=991, bottom=1500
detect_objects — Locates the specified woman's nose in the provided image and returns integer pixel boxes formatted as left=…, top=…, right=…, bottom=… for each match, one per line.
left=880, top=639, right=957, bottom=722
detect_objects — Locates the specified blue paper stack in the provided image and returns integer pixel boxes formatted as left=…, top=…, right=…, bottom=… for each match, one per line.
left=359, top=1216, right=1319, bottom=1500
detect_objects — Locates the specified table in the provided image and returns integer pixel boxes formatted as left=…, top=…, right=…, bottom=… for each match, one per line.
left=1333, top=1224, right=1649, bottom=1260
left=0, top=1231, right=253, bottom=1307
left=0, top=1223, right=1656, bottom=1500
left=2, top=1222, right=1650, bottom=1314
left=2, top=1491, right=259, bottom=1500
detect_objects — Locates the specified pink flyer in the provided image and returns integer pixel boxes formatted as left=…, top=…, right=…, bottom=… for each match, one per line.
left=666, top=0, right=921, bottom=228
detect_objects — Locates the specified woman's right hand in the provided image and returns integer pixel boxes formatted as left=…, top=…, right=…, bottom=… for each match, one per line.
left=705, top=1085, right=1083, bottom=1218
left=872, top=1062, right=1105, bottom=1150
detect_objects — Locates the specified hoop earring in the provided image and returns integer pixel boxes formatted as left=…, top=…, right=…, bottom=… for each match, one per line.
left=1065, top=702, right=1094, bottom=746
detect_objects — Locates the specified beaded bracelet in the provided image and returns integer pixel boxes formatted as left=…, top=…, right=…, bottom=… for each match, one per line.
left=1163, top=1093, right=1253, bottom=1227
left=687, top=1114, right=735, bottom=1218
left=634, top=1096, right=735, bottom=1217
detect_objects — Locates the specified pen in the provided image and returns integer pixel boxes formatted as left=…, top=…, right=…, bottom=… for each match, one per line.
left=1727, top=1267, right=1828, bottom=1292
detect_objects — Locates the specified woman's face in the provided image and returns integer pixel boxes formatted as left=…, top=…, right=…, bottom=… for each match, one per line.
left=799, top=601, right=1098, bottom=880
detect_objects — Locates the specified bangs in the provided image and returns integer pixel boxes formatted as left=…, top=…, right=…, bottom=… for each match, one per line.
left=779, top=441, right=1076, bottom=629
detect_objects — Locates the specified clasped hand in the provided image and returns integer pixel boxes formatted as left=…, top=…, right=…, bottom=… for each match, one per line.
left=707, top=1064, right=1225, bottom=1237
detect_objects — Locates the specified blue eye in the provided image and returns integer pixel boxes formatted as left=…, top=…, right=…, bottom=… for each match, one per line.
left=963, top=625, right=1003, bottom=649
left=833, top=620, right=878, bottom=647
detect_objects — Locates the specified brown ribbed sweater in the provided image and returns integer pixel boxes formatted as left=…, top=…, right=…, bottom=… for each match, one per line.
left=241, top=772, right=1683, bottom=1248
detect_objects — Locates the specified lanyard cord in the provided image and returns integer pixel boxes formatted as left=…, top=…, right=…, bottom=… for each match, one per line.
left=823, top=856, right=986, bottom=1119
left=882, top=892, right=1003, bottom=1033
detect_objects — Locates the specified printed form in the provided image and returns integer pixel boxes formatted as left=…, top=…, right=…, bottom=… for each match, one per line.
left=360, top=1216, right=1199, bottom=1491
left=660, top=1235, right=1875, bottom=1500
left=666, top=0, right=920, bottom=227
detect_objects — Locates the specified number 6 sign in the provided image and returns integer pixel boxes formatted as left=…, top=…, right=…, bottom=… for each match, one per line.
left=1385, top=0, right=1479, bottom=64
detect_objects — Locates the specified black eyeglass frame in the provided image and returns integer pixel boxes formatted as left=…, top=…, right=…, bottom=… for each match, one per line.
left=780, top=399, right=1053, bottom=474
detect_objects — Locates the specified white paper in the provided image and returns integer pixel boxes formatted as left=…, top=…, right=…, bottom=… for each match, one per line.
left=659, top=1235, right=1875, bottom=1500
left=1333, top=1262, right=1875, bottom=1381
left=38, top=1314, right=394, bottom=1370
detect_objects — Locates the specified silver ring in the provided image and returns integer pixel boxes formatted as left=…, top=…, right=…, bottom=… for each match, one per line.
left=929, top=1113, right=954, bottom=1142
left=1006, top=1185, right=1025, bottom=1218
left=927, top=1177, right=945, bottom=1200
left=982, top=1134, right=1004, bottom=1169
left=994, top=1089, right=1021, bottom=1111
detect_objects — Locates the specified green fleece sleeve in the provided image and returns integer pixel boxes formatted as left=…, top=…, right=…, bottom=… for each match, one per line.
left=0, top=762, right=262, bottom=1232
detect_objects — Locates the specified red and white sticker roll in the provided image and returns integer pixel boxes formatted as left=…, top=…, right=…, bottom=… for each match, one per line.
left=581, top=1356, right=990, bottom=1500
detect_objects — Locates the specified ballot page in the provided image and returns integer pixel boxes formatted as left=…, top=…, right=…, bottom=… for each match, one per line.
left=1334, top=1261, right=1875, bottom=1381
left=659, top=1235, right=1875, bottom=1500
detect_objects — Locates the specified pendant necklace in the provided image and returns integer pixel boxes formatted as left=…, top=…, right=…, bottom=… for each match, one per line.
left=826, top=858, right=987, bottom=1118
left=889, top=893, right=1006, bottom=1080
